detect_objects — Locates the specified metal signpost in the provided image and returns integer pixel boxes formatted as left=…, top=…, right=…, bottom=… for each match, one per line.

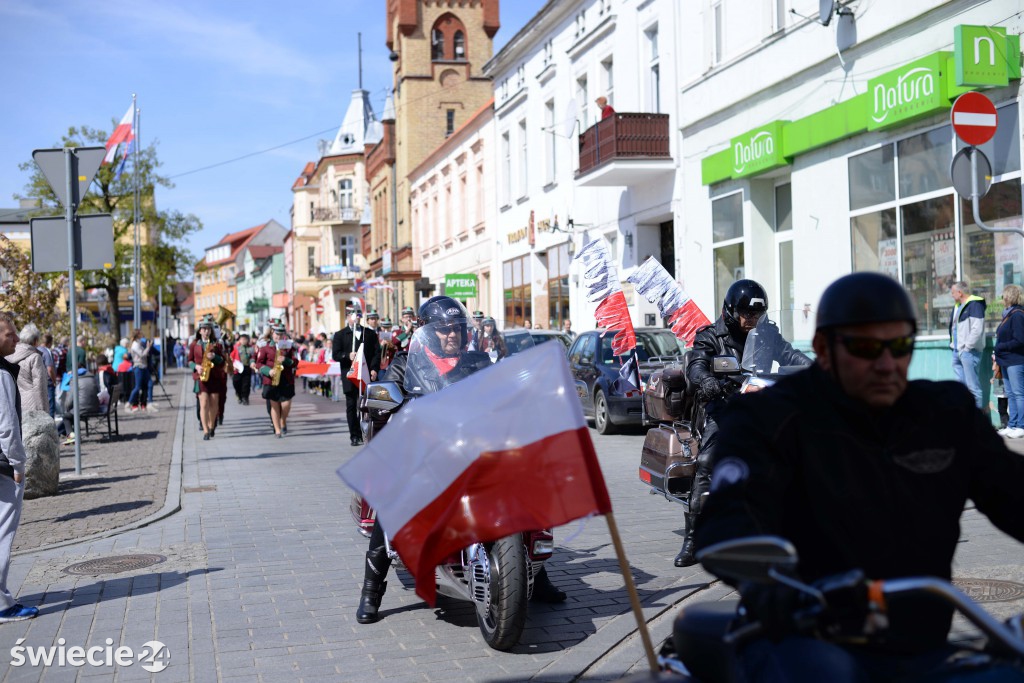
left=948, top=92, right=1019, bottom=238
left=31, top=146, right=113, bottom=475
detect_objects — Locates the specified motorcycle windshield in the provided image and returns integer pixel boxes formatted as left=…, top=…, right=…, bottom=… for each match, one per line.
left=740, top=310, right=813, bottom=376
left=401, top=320, right=533, bottom=396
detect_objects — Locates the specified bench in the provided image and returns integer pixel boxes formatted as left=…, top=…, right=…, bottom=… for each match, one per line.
left=80, top=382, right=121, bottom=439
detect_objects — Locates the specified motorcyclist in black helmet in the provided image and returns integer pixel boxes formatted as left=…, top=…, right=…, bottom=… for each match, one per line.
left=355, top=296, right=566, bottom=624
left=694, top=272, right=1024, bottom=680
left=675, top=280, right=810, bottom=567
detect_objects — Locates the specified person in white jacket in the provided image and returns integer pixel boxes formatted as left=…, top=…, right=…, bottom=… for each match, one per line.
left=0, top=313, right=38, bottom=622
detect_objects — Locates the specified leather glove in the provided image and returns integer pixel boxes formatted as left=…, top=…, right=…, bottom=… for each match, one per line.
left=738, top=581, right=808, bottom=642
left=699, top=376, right=722, bottom=401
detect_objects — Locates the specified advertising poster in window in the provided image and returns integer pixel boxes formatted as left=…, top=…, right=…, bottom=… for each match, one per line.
left=996, top=232, right=1022, bottom=292
left=879, top=238, right=899, bottom=278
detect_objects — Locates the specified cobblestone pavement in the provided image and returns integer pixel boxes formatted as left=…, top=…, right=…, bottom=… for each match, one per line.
left=0, top=378, right=1020, bottom=682
left=14, top=371, right=186, bottom=554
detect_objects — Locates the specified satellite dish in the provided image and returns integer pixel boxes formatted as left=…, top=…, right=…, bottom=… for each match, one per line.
left=562, top=98, right=579, bottom=138
left=819, top=0, right=835, bottom=26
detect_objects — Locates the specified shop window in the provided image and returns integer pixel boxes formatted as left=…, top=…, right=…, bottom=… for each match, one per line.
left=848, top=110, right=1022, bottom=337
left=503, top=256, right=532, bottom=327
left=712, top=191, right=744, bottom=305
left=774, top=183, right=792, bottom=232
left=547, top=243, right=571, bottom=330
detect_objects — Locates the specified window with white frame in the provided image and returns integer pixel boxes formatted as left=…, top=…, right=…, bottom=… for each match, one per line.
left=545, top=99, right=557, bottom=185
left=712, top=191, right=744, bottom=305
left=601, top=57, right=614, bottom=105
left=338, top=234, right=357, bottom=268
left=501, top=131, right=511, bottom=207
left=518, top=120, right=528, bottom=199
left=576, top=75, right=589, bottom=124
left=338, top=178, right=353, bottom=208
left=646, top=26, right=660, bottom=112
left=848, top=105, right=1022, bottom=336
left=772, top=0, right=789, bottom=34
left=712, top=1, right=724, bottom=65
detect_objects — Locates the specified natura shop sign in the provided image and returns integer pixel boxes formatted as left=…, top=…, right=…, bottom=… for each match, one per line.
left=730, top=121, right=787, bottom=178
left=444, top=274, right=478, bottom=299
left=868, top=53, right=946, bottom=131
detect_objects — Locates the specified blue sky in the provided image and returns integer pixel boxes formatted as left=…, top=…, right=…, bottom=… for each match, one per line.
left=0, top=0, right=547, bottom=258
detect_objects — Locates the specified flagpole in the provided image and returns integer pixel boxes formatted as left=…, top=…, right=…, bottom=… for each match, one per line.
left=605, top=512, right=659, bottom=673
left=132, top=94, right=141, bottom=330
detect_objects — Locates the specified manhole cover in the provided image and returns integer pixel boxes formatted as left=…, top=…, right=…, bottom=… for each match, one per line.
left=62, top=554, right=167, bottom=576
left=952, top=578, right=1024, bottom=603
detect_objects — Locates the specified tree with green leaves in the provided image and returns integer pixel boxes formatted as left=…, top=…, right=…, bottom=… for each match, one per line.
left=17, top=124, right=202, bottom=335
left=0, top=235, right=66, bottom=333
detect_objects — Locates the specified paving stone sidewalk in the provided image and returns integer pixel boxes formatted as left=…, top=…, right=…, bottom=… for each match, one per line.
left=14, top=371, right=186, bottom=554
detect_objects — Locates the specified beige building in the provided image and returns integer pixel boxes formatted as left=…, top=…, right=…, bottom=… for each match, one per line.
left=365, top=0, right=500, bottom=316
left=292, top=90, right=380, bottom=334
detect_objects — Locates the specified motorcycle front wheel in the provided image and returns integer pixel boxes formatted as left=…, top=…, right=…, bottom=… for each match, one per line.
left=475, top=535, right=528, bottom=651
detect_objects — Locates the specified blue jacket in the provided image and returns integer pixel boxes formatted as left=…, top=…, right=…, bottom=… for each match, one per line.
left=994, top=305, right=1024, bottom=368
left=949, top=295, right=986, bottom=352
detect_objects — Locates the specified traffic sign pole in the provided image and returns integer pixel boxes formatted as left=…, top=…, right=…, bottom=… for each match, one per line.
left=65, top=149, right=83, bottom=475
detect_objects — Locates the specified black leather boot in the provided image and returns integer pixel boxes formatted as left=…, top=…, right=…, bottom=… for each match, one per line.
left=531, top=565, right=566, bottom=603
left=674, top=513, right=698, bottom=568
left=356, top=547, right=391, bottom=624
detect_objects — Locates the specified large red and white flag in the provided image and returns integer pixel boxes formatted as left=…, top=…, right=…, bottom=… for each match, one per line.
left=574, top=239, right=636, bottom=356
left=338, top=342, right=612, bottom=605
left=103, top=103, right=135, bottom=165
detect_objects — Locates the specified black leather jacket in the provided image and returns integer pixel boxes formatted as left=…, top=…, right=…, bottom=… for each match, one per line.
left=686, top=316, right=810, bottom=396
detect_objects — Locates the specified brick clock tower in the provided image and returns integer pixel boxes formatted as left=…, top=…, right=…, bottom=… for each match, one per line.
left=369, top=0, right=499, bottom=314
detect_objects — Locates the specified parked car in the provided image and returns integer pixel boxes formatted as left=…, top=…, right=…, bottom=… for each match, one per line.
left=503, top=329, right=573, bottom=356
left=567, top=328, right=687, bottom=435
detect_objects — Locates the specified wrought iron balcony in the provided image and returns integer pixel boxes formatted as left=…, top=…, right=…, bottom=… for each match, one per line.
left=576, top=113, right=673, bottom=186
left=315, top=263, right=358, bottom=281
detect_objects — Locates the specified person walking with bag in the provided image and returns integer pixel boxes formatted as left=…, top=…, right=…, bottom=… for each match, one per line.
left=994, top=284, right=1024, bottom=438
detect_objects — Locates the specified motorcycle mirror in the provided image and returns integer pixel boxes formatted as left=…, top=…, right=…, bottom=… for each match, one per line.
left=696, top=535, right=799, bottom=584
left=364, top=381, right=405, bottom=410
left=712, top=356, right=741, bottom=374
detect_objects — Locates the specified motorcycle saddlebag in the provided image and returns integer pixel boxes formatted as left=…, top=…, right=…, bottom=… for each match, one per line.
left=638, top=423, right=696, bottom=496
left=644, top=366, right=688, bottom=422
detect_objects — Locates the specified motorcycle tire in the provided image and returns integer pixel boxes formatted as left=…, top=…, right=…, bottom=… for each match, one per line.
left=476, top=535, right=528, bottom=651
left=594, top=389, right=618, bottom=435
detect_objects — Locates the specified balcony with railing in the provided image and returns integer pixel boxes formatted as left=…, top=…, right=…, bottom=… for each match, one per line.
left=575, top=113, right=673, bottom=186
left=311, top=206, right=361, bottom=224
left=315, top=263, right=359, bottom=282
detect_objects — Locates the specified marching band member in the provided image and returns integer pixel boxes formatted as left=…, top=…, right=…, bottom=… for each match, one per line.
left=254, top=323, right=297, bottom=438
left=378, top=317, right=396, bottom=369
left=189, top=319, right=226, bottom=441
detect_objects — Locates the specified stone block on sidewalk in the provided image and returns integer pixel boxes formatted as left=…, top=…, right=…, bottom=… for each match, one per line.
left=22, top=409, right=59, bottom=498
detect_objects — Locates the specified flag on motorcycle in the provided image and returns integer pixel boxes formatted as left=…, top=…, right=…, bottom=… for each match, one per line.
left=627, top=257, right=711, bottom=345
left=574, top=240, right=636, bottom=356
left=611, top=354, right=641, bottom=397
left=337, top=342, right=613, bottom=606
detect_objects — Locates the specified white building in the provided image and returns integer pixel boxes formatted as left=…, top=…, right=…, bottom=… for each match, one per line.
left=409, top=101, right=496, bottom=316
left=484, top=0, right=681, bottom=331
left=677, top=0, right=1022, bottom=380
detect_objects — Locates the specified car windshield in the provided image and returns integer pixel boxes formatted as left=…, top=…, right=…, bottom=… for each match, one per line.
left=600, top=330, right=684, bottom=365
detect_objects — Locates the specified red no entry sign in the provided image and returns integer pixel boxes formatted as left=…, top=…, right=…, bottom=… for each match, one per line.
left=951, top=92, right=998, bottom=146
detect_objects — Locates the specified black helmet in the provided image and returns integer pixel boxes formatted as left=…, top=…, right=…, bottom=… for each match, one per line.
left=723, top=279, right=768, bottom=335
left=816, top=272, right=917, bottom=332
left=418, top=296, right=469, bottom=354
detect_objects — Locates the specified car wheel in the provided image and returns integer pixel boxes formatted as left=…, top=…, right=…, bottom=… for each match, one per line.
left=594, top=389, right=617, bottom=435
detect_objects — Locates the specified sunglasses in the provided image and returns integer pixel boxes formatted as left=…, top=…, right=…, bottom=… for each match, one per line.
left=435, top=324, right=460, bottom=335
left=835, top=334, right=915, bottom=360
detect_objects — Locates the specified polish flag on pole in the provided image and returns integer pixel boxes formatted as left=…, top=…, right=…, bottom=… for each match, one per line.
left=347, top=344, right=370, bottom=393
left=338, top=342, right=612, bottom=606
left=103, top=103, right=135, bottom=165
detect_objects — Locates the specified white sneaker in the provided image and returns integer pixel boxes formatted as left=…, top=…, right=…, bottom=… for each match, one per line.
left=998, top=427, right=1011, bottom=436
left=1007, top=428, right=1024, bottom=439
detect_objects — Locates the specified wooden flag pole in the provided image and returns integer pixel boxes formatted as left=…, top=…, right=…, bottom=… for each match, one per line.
left=605, top=511, right=659, bottom=673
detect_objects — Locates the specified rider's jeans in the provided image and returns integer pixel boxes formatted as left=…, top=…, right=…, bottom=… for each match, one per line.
left=952, top=349, right=983, bottom=409
left=739, top=636, right=1024, bottom=682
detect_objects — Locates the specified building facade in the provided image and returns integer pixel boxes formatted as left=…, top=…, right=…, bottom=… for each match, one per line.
left=291, top=90, right=380, bottom=335
left=484, top=0, right=681, bottom=330
left=235, top=245, right=284, bottom=333
left=409, top=100, right=496, bottom=315
left=678, top=0, right=1022, bottom=380
left=367, top=0, right=500, bottom=318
